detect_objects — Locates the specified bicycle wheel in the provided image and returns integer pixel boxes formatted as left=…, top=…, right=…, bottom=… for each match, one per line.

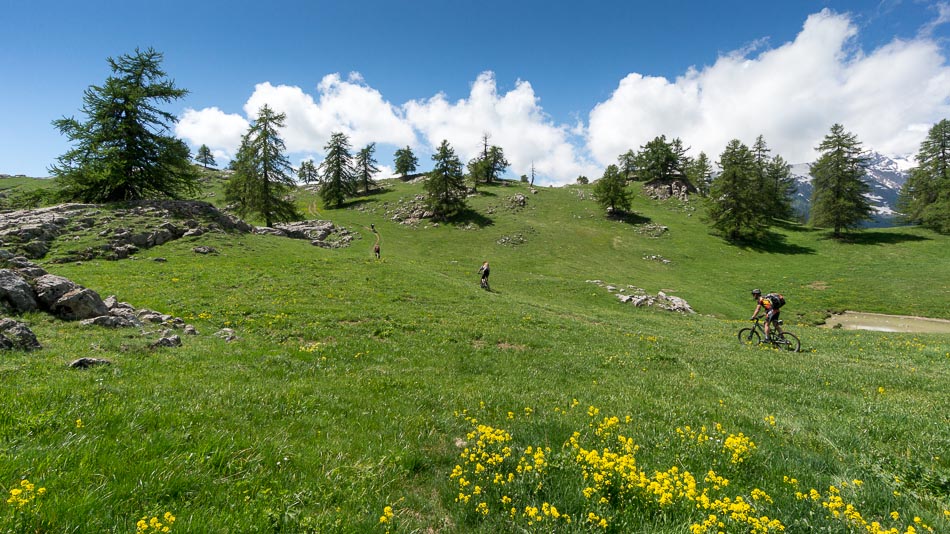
left=776, top=332, right=800, bottom=352
left=737, top=328, right=761, bottom=345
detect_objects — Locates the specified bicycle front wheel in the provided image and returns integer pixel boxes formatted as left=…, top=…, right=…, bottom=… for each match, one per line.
left=777, top=332, right=800, bottom=352
left=738, top=328, right=761, bottom=345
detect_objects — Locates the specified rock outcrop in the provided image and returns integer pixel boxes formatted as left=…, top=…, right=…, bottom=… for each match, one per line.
left=0, top=251, right=200, bottom=351
left=587, top=280, right=695, bottom=314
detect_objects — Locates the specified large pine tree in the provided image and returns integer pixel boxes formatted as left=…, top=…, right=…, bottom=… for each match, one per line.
left=318, top=132, right=356, bottom=208
left=224, top=105, right=299, bottom=227
left=51, top=47, right=197, bottom=202
left=705, top=140, right=768, bottom=241
left=898, top=118, right=950, bottom=233
left=424, top=140, right=467, bottom=220
left=809, top=124, right=873, bottom=238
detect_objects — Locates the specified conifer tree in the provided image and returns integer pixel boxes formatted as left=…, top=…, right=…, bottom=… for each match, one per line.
left=593, top=164, right=632, bottom=213
left=618, top=149, right=637, bottom=181
left=297, top=159, right=319, bottom=184
left=898, top=118, right=950, bottom=233
left=51, top=47, right=197, bottom=202
left=751, top=135, right=796, bottom=220
left=355, top=143, right=380, bottom=194
left=635, top=136, right=678, bottom=183
left=394, top=146, right=419, bottom=177
left=484, top=145, right=510, bottom=184
left=686, top=152, right=713, bottom=196
left=809, top=124, right=873, bottom=237
left=318, top=132, right=356, bottom=208
left=424, top=140, right=467, bottom=220
left=705, top=140, right=767, bottom=241
left=225, top=105, right=299, bottom=227
left=195, top=144, right=216, bottom=169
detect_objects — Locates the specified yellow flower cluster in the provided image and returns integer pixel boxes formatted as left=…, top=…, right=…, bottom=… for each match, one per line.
left=676, top=422, right=758, bottom=464
left=135, top=512, right=175, bottom=533
left=378, top=505, right=393, bottom=524
left=571, top=415, right=783, bottom=533
left=796, top=483, right=934, bottom=534
left=450, top=415, right=570, bottom=528
left=6, top=479, right=46, bottom=509
left=449, top=405, right=943, bottom=533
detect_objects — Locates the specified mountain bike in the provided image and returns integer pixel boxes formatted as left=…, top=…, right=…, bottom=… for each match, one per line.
left=738, top=318, right=801, bottom=352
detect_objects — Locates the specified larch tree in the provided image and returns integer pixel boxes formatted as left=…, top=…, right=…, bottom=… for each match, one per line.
left=686, top=152, right=713, bottom=196
left=195, top=144, right=216, bottom=169
left=355, top=143, right=380, bottom=194
left=618, top=149, right=637, bottom=181
left=751, top=135, right=796, bottom=221
left=318, top=132, right=357, bottom=209
left=705, top=139, right=768, bottom=241
left=424, top=140, right=467, bottom=220
left=898, top=118, right=950, bottom=233
left=635, top=135, right=680, bottom=183
left=593, top=164, right=632, bottom=214
left=809, top=124, right=873, bottom=238
left=394, top=146, right=419, bottom=178
left=297, top=159, right=319, bottom=184
left=50, top=47, right=198, bottom=202
left=224, top=105, right=299, bottom=227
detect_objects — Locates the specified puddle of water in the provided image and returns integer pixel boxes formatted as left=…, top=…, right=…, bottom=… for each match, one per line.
left=823, top=311, right=950, bottom=333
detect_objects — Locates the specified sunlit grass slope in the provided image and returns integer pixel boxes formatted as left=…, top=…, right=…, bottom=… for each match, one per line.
left=1, top=177, right=948, bottom=532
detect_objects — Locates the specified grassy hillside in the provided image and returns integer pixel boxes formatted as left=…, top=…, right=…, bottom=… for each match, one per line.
left=2, top=176, right=948, bottom=533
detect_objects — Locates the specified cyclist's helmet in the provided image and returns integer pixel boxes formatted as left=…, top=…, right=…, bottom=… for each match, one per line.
left=751, top=289, right=762, bottom=297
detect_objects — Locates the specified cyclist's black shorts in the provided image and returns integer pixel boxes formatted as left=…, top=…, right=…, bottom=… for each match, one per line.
left=766, top=309, right=780, bottom=324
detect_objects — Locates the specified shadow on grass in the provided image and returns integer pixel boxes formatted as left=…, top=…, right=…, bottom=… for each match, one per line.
left=731, top=231, right=816, bottom=255
left=448, top=208, right=494, bottom=228
left=827, top=231, right=932, bottom=245
left=609, top=211, right=651, bottom=225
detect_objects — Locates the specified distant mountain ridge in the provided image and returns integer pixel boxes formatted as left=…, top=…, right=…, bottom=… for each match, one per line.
left=789, top=151, right=912, bottom=227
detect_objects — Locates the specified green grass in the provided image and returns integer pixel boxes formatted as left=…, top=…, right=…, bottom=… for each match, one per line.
left=1, top=177, right=948, bottom=532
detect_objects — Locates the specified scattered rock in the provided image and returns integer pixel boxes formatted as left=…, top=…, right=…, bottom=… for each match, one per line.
left=150, top=335, right=182, bottom=348
left=588, top=280, right=695, bottom=313
left=80, top=315, right=138, bottom=328
left=0, top=269, right=38, bottom=314
left=0, top=318, right=41, bottom=350
left=50, top=288, right=109, bottom=321
left=193, top=246, right=217, bottom=255
left=214, top=328, right=238, bottom=342
left=69, top=357, right=112, bottom=369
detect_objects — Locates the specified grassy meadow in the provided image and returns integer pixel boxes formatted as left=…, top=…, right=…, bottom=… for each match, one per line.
left=2, top=176, right=949, bottom=532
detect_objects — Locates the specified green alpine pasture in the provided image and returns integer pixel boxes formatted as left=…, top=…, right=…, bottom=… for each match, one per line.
left=2, top=176, right=948, bottom=533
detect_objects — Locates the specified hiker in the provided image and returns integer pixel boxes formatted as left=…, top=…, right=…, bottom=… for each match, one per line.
left=478, top=261, right=490, bottom=289
left=373, top=242, right=380, bottom=259
left=750, top=289, right=785, bottom=340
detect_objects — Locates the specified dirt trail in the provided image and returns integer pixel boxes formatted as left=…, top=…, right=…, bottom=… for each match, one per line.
left=823, top=311, right=950, bottom=333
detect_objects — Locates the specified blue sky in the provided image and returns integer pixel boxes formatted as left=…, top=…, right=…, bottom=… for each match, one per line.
left=3, top=1, right=950, bottom=184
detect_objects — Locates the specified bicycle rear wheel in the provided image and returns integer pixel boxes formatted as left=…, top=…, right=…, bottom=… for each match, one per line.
left=776, top=332, right=800, bottom=352
left=737, top=328, right=761, bottom=345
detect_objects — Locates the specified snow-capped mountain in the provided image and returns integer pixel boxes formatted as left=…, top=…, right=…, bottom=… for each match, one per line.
left=789, top=151, right=911, bottom=227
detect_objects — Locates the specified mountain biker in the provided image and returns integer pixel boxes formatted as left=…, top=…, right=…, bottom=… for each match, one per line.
left=478, top=261, right=490, bottom=289
left=750, top=289, right=783, bottom=341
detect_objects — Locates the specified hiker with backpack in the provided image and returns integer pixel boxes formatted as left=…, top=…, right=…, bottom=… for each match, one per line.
left=750, top=289, right=785, bottom=341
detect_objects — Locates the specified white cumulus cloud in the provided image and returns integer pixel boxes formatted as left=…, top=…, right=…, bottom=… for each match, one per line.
left=404, top=72, right=598, bottom=184
left=175, top=107, right=249, bottom=159
left=587, top=8, right=950, bottom=165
